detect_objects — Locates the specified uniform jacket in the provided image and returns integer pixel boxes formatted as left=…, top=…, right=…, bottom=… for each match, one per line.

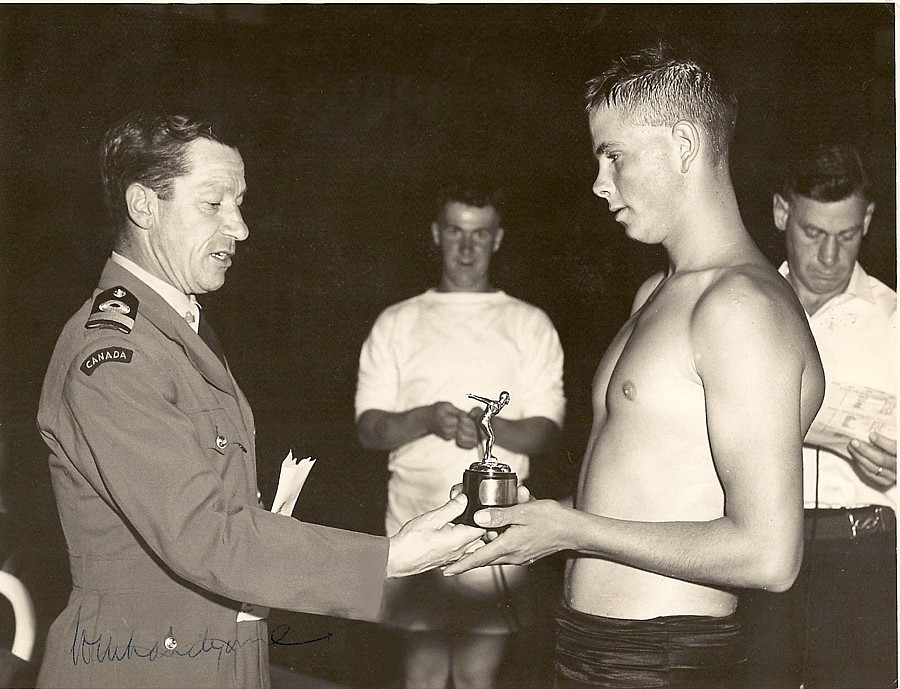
left=37, top=260, right=389, bottom=689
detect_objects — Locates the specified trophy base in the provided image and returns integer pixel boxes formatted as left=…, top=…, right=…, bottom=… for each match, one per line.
left=452, top=462, right=517, bottom=528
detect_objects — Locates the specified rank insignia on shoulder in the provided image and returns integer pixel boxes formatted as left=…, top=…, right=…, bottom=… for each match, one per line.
left=80, top=346, right=134, bottom=376
left=86, top=286, right=139, bottom=333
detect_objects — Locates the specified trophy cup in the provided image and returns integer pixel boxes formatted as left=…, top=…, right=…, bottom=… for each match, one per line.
left=453, top=391, right=518, bottom=528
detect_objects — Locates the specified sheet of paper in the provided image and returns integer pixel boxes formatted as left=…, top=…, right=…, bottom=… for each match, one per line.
left=805, top=382, right=896, bottom=459
left=237, top=450, right=317, bottom=623
left=272, top=450, right=317, bottom=517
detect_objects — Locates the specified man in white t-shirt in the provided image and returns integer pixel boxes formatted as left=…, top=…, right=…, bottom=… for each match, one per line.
left=355, top=180, right=566, bottom=689
left=739, top=142, right=897, bottom=688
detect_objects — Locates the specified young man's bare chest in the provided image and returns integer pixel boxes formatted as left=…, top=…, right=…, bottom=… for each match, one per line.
left=601, top=281, right=705, bottom=425
left=579, top=276, right=721, bottom=519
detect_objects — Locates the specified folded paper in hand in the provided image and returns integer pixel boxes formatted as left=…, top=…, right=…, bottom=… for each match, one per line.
left=806, top=382, right=896, bottom=459
left=237, top=450, right=317, bottom=622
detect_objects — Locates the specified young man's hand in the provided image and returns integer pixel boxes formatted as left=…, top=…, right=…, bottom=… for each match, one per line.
left=442, top=495, right=575, bottom=575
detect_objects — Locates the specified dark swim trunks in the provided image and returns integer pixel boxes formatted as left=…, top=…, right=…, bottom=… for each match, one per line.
left=555, top=602, right=745, bottom=689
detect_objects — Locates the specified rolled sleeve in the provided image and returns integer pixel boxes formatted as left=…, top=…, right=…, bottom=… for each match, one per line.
left=516, top=310, right=566, bottom=427
left=355, top=309, right=402, bottom=419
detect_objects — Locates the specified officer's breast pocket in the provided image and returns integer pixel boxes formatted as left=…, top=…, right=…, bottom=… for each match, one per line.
left=186, top=406, right=249, bottom=465
left=184, top=406, right=254, bottom=507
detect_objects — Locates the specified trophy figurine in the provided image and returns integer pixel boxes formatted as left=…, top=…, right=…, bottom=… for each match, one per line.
left=453, top=391, right=518, bottom=528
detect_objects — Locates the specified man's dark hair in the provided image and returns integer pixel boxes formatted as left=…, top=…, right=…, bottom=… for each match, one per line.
left=100, top=113, right=229, bottom=229
left=779, top=143, right=871, bottom=203
left=433, top=178, right=505, bottom=221
left=585, top=42, right=738, bottom=163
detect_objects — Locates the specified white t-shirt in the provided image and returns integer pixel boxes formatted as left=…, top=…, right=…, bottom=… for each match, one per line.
left=355, top=289, right=566, bottom=535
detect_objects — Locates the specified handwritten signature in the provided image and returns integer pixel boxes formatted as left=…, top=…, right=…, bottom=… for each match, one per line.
left=71, top=606, right=332, bottom=670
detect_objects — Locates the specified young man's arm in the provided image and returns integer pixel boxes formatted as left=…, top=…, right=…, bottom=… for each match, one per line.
left=446, top=274, right=821, bottom=592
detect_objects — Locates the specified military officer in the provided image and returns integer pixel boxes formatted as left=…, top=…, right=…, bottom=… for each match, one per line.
left=36, top=112, right=484, bottom=689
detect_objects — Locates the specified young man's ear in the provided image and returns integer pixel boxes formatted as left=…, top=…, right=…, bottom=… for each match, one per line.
left=125, top=183, right=157, bottom=230
left=492, top=227, right=504, bottom=253
left=773, top=193, right=790, bottom=232
left=431, top=221, right=441, bottom=247
left=671, top=120, right=700, bottom=173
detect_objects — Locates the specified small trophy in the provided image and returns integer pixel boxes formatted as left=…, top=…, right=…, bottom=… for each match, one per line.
left=453, top=391, right=518, bottom=528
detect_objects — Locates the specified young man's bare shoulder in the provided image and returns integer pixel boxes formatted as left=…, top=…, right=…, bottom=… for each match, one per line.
left=691, top=262, right=806, bottom=336
left=631, top=270, right=666, bottom=314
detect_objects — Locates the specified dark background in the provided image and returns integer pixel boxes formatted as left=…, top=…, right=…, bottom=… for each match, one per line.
left=0, top=4, right=895, bottom=688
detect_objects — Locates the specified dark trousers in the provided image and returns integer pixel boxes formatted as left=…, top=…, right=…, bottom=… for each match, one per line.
left=739, top=515, right=897, bottom=689
left=554, top=602, right=745, bottom=689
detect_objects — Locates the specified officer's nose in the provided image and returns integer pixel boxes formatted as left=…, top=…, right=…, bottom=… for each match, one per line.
left=223, top=206, right=249, bottom=242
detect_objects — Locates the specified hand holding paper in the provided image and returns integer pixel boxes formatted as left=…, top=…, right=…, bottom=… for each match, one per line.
left=805, top=382, right=896, bottom=460
left=848, top=431, right=897, bottom=488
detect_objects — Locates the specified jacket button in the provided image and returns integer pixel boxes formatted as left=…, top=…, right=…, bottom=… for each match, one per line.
left=165, top=636, right=177, bottom=650
left=215, top=435, right=227, bottom=449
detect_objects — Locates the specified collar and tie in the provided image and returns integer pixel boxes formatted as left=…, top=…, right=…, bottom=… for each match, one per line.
left=198, top=309, right=227, bottom=367
left=185, top=300, right=227, bottom=367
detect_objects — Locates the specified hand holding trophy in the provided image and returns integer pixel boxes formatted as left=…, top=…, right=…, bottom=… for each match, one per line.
left=453, top=391, right=518, bottom=527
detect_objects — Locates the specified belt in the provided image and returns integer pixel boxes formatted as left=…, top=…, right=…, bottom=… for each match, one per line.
left=69, top=555, right=184, bottom=593
left=804, top=505, right=896, bottom=541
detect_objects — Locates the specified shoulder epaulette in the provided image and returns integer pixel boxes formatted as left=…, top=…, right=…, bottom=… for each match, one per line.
left=85, top=286, right=139, bottom=334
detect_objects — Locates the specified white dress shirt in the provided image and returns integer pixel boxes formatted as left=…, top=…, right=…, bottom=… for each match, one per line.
left=111, top=252, right=200, bottom=333
left=780, top=261, right=897, bottom=509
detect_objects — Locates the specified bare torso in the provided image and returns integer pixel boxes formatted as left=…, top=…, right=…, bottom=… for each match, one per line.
left=566, top=262, right=819, bottom=619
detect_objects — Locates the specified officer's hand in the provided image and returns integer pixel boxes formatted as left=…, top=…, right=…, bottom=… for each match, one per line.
left=387, top=494, right=486, bottom=578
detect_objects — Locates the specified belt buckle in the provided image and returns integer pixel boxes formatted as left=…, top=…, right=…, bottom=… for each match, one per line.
left=847, top=507, right=883, bottom=538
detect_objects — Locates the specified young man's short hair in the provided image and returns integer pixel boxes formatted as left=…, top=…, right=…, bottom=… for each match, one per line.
left=585, top=42, right=738, bottom=163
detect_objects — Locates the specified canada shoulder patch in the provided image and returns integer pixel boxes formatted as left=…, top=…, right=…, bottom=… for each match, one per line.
left=85, top=286, right=139, bottom=333
left=80, top=346, right=134, bottom=376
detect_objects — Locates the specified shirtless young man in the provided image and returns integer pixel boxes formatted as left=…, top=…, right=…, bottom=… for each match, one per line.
left=445, top=44, right=825, bottom=688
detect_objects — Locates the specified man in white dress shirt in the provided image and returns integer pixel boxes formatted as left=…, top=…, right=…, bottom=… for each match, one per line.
left=740, top=142, right=897, bottom=688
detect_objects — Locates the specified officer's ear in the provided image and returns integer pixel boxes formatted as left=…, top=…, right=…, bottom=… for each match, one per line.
left=492, top=227, right=504, bottom=253
left=125, top=183, right=157, bottom=231
left=773, top=193, right=790, bottom=232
